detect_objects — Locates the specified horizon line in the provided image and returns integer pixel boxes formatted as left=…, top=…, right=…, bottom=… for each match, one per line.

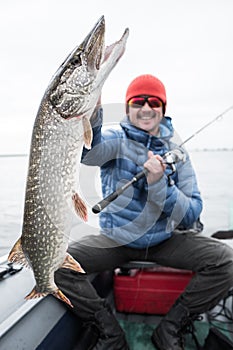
left=0, top=148, right=233, bottom=158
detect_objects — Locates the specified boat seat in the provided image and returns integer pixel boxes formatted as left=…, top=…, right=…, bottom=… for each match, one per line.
left=116, top=221, right=204, bottom=274
left=114, top=261, right=195, bottom=315
left=117, top=260, right=160, bottom=275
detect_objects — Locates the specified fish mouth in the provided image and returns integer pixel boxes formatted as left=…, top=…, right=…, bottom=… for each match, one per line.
left=59, top=15, right=128, bottom=77
left=81, top=15, right=105, bottom=71
left=81, top=16, right=129, bottom=73
left=58, top=16, right=105, bottom=75
left=82, top=15, right=129, bottom=76
left=49, top=17, right=129, bottom=119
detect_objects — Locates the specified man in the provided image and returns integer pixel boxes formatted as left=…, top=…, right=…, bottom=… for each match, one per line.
left=55, top=74, right=233, bottom=350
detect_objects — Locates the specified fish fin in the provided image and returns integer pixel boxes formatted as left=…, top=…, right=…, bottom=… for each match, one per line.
left=72, top=192, right=88, bottom=222
left=61, top=253, right=85, bottom=273
left=8, top=238, right=30, bottom=268
left=53, top=289, right=73, bottom=308
left=25, top=287, right=46, bottom=300
left=82, top=116, right=93, bottom=150
left=25, top=287, right=73, bottom=308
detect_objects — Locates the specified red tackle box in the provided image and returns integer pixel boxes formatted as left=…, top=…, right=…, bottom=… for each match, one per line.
left=114, top=266, right=194, bottom=315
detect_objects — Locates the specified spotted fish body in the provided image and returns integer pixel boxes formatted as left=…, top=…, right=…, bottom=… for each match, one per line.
left=8, top=16, right=129, bottom=306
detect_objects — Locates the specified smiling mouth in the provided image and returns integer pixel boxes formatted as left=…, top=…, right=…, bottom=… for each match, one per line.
left=137, top=115, right=156, bottom=121
left=137, top=110, right=157, bottom=120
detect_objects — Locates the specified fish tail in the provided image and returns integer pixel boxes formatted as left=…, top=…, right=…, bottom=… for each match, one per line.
left=25, top=287, right=73, bottom=308
left=25, top=287, right=47, bottom=300
left=52, top=289, right=73, bottom=308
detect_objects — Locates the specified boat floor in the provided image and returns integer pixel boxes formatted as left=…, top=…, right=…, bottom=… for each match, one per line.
left=108, top=286, right=233, bottom=350
left=1, top=258, right=233, bottom=349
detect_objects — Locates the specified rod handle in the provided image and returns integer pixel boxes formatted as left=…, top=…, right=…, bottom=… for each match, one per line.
left=92, top=168, right=148, bottom=214
left=92, top=191, right=119, bottom=214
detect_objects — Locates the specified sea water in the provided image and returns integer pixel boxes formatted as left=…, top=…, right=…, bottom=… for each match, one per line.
left=0, top=150, right=233, bottom=257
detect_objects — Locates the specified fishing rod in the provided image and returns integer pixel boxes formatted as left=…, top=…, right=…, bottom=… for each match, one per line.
left=179, top=104, right=233, bottom=147
left=92, top=105, right=233, bottom=214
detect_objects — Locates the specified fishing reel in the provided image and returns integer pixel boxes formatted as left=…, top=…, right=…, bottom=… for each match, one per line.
left=162, top=148, right=187, bottom=186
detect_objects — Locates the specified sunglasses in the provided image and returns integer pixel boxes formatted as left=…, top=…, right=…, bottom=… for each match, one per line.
left=128, top=96, right=163, bottom=109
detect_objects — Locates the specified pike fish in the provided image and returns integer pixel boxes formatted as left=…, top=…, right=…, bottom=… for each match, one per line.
left=8, top=16, right=129, bottom=307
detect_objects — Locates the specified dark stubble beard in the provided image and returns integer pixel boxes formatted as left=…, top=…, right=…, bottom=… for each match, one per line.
left=136, top=109, right=162, bottom=135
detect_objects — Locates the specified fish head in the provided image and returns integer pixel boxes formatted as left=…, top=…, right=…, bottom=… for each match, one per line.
left=49, top=16, right=129, bottom=120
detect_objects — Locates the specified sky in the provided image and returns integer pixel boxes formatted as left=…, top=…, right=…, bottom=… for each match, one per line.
left=0, top=0, right=233, bottom=154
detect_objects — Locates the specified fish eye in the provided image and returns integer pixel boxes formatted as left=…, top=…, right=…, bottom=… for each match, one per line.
left=70, top=57, right=81, bottom=66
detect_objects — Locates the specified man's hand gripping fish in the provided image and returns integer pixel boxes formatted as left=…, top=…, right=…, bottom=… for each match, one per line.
left=8, top=16, right=129, bottom=307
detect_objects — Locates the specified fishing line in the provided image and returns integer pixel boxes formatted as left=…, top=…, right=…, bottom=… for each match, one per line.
left=179, top=104, right=233, bottom=147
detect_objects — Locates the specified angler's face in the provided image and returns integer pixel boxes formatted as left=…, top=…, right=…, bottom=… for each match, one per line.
left=127, top=95, right=164, bottom=135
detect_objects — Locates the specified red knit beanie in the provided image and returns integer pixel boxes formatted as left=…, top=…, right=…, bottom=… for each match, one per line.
left=125, top=74, right=167, bottom=113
